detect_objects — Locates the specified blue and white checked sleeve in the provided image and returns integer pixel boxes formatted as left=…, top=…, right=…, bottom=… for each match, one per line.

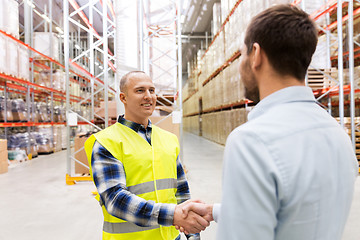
left=91, top=140, right=176, bottom=227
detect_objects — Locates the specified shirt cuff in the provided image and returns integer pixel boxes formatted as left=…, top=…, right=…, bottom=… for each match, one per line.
left=158, top=203, right=176, bottom=226
left=212, top=203, right=221, bottom=223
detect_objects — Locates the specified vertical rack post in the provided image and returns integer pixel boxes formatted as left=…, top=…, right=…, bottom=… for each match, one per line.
left=337, top=0, right=344, bottom=127
left=64, top=0, right=71, bottom=176
left=348, top=0, right=355, bottom=149
left=177, top=0, right=184, bottom=164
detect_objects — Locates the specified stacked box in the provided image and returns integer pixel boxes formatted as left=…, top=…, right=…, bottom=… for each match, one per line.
left=0, top=139, right=8, bottom=174
left=221, top=0, right=230, bottom=26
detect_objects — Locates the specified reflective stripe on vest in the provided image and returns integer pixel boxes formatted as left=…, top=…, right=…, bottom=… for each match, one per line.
left=128, top=178, right=177, bottom=195
left=103, top=221, right=160, bottom=234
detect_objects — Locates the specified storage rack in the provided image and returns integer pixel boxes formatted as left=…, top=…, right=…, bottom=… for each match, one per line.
left=182, top=0, right=360, bottom=170
left=63, top=0, right=117, bottom=184
left=138, top=0, right=184, bottom=161
left=0, top=1, right=94, bottom=157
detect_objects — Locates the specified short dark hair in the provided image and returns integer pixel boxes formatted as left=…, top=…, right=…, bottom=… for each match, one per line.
left=120, top=71, right=146, bottom=93
left=244, top=4, right=318, bottom=81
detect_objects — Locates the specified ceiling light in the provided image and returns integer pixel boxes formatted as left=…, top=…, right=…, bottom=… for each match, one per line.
left=181, top=15, right=185, bottom=24
left=55, top=26, right=63, bottom=34
left=202, top=4, right=207, bottom=11
left=187, top=5, right=195, bottom=21
left=42, top=14, right=51, bottom=23
left=95, top=62, right=99, bottom=66
left=99, top=65, right=103, bottom=69
left=75, top=44, right=81, bottom=50
left=182, top=0, right=190, bottom=11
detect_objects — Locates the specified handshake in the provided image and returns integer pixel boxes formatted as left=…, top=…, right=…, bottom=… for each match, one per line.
left=173, top=199, right=214, bottom=234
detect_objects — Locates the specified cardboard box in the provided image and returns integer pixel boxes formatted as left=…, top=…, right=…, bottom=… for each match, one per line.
left=0, top=160, right=8, bottom=174
left=0, top=149, right=8, bottom=174
left=150, top=116, right=180, bottom=140
left=0, top=140, right=7, bottom=152
left=74, top=135, right=89, bottom=174
left=0, top=149, right=8, bottom=162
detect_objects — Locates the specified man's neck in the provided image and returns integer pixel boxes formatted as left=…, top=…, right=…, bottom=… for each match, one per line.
left=258, top=73, right=305, bottom=101
left=123, top=114, right=149, bottom=128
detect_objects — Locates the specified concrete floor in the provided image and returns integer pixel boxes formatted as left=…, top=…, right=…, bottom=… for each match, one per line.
left=0, top=132, right=358, bottom=240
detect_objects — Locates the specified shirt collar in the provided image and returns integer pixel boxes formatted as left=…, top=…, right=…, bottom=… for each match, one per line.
left=117, top=115, right=152, bottom=133
left=248, top=86, right=316, bottom=121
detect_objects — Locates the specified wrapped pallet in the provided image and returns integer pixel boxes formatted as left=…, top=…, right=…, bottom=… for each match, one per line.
left=0, top=0, right=19, bottom=39
left=0, top=96, right=13, bottom=122
left=0, top=34, right=6, bottom=74
left=7, top=133, right=31, bottom=157
left=61, top=126, right=67, bottom=150
left=33, top=130, right=53, bottom=154
left=53, top=126, right=62, bottom=152
left=6, top=37, right=18, bottom=78
left=18, top=44, right=30, bottom=81
left=33, top=32, right=59, bottom=61
left=6, top=0, right=19, bottom=39
left=11, top=99, right=27, bottom=122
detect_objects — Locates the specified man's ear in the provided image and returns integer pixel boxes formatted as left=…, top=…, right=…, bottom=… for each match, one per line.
left=251, top=43, right=262, bottom=70
left=119, top=92, right=126, bottom=104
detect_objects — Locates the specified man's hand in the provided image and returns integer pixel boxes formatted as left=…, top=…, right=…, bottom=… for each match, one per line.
left=173, top=199, right=211, bottom=234
left=175, top=200, right=214, bottom=234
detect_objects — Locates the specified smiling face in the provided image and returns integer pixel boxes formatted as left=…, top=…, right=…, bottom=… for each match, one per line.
left=120, top=72, right=157, bottom=126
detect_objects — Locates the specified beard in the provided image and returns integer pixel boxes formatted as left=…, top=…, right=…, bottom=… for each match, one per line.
left=241, top=57, right=260, bottom=104
left=245, top=84, right=260, bottom=104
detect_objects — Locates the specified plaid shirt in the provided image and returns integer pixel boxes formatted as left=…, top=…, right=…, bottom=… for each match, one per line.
left=91, top=115, right=199, bottom=239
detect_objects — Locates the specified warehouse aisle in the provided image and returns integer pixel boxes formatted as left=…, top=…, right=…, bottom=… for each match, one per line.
left=0, top=132, right=359, bottom=240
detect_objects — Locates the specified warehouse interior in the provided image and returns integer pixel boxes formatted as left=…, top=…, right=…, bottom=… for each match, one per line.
left=0, top=0, right=359, bottom=240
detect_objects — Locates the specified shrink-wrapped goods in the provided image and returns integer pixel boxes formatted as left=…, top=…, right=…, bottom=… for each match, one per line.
left=61, top=126, right=67, bottom=149
left=0, top=0, right=6, bottom=33
left=6, top=37, right=18, bottom=77
left=33, top=131, right=53, bottom=154
left=38, top=70, right=52, bottom=88
left=7, top=133, right=31, bottom=156
left=37, top=102, right=49, bottom=122
left=0, top=0, right=19, bottom=39
left=0, top=96, right=13, bottom=122
left=54, top=106, right=65, bottom=123
left=11, top=99, right=27, bottom=122
left=18, top=44, right=30, bottom=81
left=0, top=34, right=6, bottom=74
left=53, top=126, right=62, bottom=152
left=7, top=0, right=19, bottom=39
left=33, top=32, right=59, bottom=61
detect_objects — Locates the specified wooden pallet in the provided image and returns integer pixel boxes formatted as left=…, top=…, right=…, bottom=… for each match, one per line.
left=307, top=68, right=337, bottom=90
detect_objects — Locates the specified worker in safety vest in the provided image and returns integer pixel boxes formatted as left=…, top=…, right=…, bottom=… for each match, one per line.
left=85, top=71, right=211, bottom=240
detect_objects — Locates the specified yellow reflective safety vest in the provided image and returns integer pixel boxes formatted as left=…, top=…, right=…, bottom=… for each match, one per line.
left=84, top=122, right=180, bottom=240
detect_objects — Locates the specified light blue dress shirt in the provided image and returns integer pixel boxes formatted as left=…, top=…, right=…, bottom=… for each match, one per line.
left=217, top=86, right=358, bottom=240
